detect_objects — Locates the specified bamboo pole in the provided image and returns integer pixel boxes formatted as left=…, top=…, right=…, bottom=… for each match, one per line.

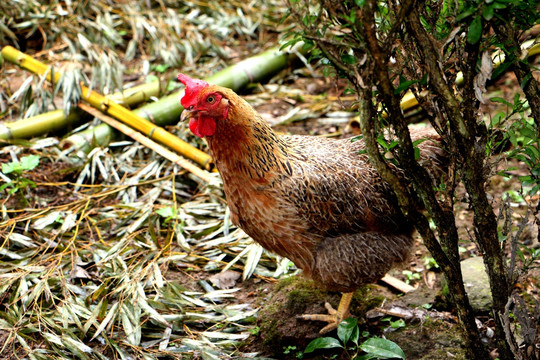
left=78, top=103, right=214, bottom=183
left=61, top=45, right=303, bottom=153
left=107, top=80, right=162, bottom=107
left=1, top=46, right=212, bottom=169
left=0, top=81, right=162, bottom=141
left=0, top=108, right=89, bottom=140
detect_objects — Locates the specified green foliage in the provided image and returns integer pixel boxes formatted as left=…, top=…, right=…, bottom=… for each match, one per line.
left=305, top=336, right=343, bottom=352
left=156, top=206, right=177, bottom=222
left=1, top=154, right=39, bottom=175
left=455, top=0, right=540, bottom=44
left=304, top=318, right=405, bottom=359
left=508, top=118, right=540, bottom=196
left=288, top=0, right=540, bottom=359
left=358, top=337, right=406, bottom=360
left=402, top=270, right=421, bottom=284
left=0, top=155, right=40, bottom=205
left=466, top=15, right=483, bottom=44
left=283, top=345, right=305, bottom=359
left=423, top=256, right=439, bottom=270
left=338, top=316, right=360, bottom=346
left=381, top=317, right=406, bottom=329
left=496, top=92, right=540, bottom=275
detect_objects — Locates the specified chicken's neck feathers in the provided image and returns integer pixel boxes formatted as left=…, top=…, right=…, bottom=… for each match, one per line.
left=206, top=94, right=292, bottom=182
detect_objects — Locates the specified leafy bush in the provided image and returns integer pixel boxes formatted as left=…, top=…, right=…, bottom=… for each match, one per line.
left=285, top=0, right=540, bottom=359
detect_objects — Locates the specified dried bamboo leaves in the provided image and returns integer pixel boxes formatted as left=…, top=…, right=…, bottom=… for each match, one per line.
left=0, top=137, right=295, bottom=359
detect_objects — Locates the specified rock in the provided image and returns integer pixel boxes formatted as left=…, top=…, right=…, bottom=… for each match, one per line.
left=208, top=270, right=241, bottom=289
left=443, top=257, right=493, bottom=313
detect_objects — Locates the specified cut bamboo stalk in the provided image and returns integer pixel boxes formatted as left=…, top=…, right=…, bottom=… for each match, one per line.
left=78, top=103, right=214, bottom=183
left=2, top=46, right=212, bottom=169
left=61, top=45, right=304, bottom=153
left=0, top=81, right=162, bottom=141
left=107, top=80, right=162, bottom=107
left=0, top=108, right=89, bottom=140
left=381, top=274, right=415, bottom=293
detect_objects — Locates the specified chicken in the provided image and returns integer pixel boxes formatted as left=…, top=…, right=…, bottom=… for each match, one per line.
left=178, top=74, right=447, bottom=333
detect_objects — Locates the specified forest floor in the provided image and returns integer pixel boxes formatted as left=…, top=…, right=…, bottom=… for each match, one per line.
left=0, top=2, right=538, bottom=359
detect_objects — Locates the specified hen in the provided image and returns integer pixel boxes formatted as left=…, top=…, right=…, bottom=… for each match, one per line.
left=178, top=74, right=446, bottom=333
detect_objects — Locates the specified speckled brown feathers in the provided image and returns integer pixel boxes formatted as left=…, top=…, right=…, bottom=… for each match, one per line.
left=198, top=85, right=447, bottom=293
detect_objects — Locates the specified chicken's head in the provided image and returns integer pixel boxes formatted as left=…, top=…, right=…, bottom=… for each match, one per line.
left=178, top=74, right=229, bottom=138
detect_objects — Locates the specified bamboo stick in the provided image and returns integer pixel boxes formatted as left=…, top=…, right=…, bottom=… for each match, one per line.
left=78, top=103, right=214, bottom=183
left=0, top=108, right=89, bottom=140
left=381, top=274, right=415, bottom=293
left=62, top=45, right=304, bottom=153
left=107, top=80, right=162, bottom=107
left=1, top=46, right=212, bottom=169
left=0, top=81, right=162, bottom=141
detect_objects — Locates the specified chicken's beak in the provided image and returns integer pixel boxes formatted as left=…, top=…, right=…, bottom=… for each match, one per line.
left=180, top=108, right=193, bottom=123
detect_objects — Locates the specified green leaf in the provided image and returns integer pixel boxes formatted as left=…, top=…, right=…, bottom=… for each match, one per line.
left=19, top=178, right=36, bottom=189
left=156, top=206, right=176, bottom=219
left=303, top=14, right=317, bottom=27
left=302, top=40, right=315, bottom=52
left=492, top=1, right=510, bottom=10
left=2, top=155, right=40, bottom=175
left=345, top=10, right=356, bottom=23
left=467, top=16, right=482, bottom=44
left=377, top=137, right=398, bottom=151
left=338, top=317, right=359, bottom=345
left=394, top=79, right=417, bottom=94
left=490, top=112, right=505, bottom=126
left=153, top=64, right=170, bottom=73
left=494, top=59, right=514, bottom=79
left=490, top=97, right=513, bottom=107
left=20, top=155, right=39, bottom=171
left=146, top=74, right=159, bottom=83
left=359, top=337, right=405, bottom=359
left=520, top=125, right=536, bottom=140
left=0, top=182, right=13, bottom=192
left=455, top=7, right=476, bottom=22
left=2, top=162, right=22, bottom=175
left=341, top=54, right=356, bottom=64
left=304, top=337, right=343, bottom=353
left=482, top=5, right=495, bottom=21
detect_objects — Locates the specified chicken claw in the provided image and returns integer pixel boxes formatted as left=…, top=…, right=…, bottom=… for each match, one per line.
left=298, top=292, right=354, bottom=334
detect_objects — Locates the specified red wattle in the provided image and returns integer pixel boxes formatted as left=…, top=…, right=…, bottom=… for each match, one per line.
left=189, top=117, right=216, bottom=138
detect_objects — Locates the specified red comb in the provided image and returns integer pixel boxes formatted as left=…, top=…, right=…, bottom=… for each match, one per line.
left=177, top=74, right=209, bottom=108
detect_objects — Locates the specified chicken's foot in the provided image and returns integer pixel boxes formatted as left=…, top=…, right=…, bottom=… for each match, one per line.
left=298, top=292, right=354, bottom=334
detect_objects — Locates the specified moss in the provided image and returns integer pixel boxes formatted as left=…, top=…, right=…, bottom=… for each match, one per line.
left=273, top=275, right=318, bottom=293
left=350, top=285, right=385, bottom=317
left=256, top=276, right=388, bottom=356
left=256, top=276, right=331, bottom=353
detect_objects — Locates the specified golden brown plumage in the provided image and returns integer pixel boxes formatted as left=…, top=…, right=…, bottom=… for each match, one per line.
left=178, top=74, right=446, bottom=332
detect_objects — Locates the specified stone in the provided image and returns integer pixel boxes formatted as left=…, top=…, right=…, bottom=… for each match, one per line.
left=459, top=257, right=493, bottom=313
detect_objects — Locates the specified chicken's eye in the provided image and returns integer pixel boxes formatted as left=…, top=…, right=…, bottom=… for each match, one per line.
left=206, top=95, right=216, bottom=104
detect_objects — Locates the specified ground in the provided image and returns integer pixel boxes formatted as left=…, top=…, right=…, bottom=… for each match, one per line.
left=0, top=3, right=539, bottom=359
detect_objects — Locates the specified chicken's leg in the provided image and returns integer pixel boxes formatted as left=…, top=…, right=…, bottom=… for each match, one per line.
left=299, top=292, right=353, bottom=334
